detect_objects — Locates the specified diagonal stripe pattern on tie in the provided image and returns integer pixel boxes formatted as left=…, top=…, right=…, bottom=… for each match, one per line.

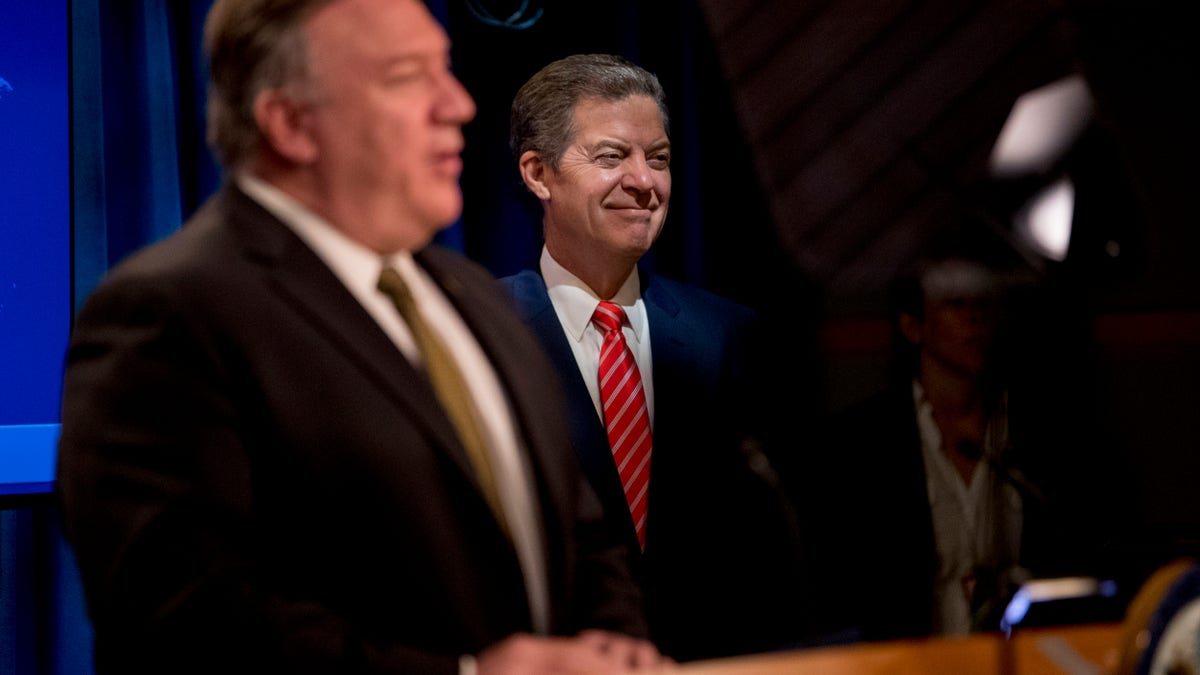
left=591, top=301, right=652, bottom=549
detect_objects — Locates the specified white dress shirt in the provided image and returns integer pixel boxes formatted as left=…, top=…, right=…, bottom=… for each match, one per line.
left=914, top=379, right=1023, bottom=635
left=538, top=245, right=655, bottom=426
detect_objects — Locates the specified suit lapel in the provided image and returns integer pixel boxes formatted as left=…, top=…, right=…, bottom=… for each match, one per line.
left=642, top=273, right=687, bottom=428
left=222, top=185, right=484, bottom=490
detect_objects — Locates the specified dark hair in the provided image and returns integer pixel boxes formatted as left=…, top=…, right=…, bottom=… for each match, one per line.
left=509, top=53, right=668, bottom=171
left=203, top=0, right=335, bottom=168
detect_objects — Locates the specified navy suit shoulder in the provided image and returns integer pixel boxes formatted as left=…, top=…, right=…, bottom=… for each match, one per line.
left=640, top=273, right=755, bottom=323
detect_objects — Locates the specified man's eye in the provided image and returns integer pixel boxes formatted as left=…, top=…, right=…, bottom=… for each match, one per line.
left=384, top=70, right=422, bottom=86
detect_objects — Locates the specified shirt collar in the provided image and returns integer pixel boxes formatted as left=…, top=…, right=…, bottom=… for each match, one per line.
left=539, top=246, right=645, bottom=342
left=236, top=171, right=392, bottom=301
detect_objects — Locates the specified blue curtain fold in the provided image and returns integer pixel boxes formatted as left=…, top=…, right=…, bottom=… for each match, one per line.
left=74, top=0, right=220, bottom=307
left=5, top=2, right=219, bottom=673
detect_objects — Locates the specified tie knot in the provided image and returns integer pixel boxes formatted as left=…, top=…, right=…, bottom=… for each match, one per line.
left=591, top=301, right=626, bottom=335
left=378, top=266, right=408, bottom=294
left=378, top=266, right=415, bottom=309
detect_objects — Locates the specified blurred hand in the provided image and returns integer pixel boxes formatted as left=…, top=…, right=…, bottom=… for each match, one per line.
left=476, top=629, right=675, bottom=674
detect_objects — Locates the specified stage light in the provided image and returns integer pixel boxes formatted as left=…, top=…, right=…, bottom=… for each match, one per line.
left=987, top=74, right=1096, bottom=266
left=1014, top=177, right=1074, bottom=262
left=989, top=75, right=1093, bottom=179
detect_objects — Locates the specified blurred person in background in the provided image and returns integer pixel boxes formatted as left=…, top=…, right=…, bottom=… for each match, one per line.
left=802, top=234, right=1133, bottom=642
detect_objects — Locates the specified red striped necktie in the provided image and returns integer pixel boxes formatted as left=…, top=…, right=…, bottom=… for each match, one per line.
left=591, top=301, right=652, bottom=550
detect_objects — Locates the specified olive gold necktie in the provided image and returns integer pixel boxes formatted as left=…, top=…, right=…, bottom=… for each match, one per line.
left=377, top=267, right=507, bottom=533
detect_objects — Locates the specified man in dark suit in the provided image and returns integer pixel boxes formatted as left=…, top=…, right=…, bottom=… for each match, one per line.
left=54, top=2, right=671, bottom=674
left=500, top=54, right=810, bottom=661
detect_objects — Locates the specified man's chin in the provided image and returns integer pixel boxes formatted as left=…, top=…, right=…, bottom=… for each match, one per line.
left=422, top=195, right=464, bottom=231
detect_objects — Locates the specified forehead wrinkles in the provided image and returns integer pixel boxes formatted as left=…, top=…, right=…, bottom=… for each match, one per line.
left=304, top=0, right=448, bottom=77
left=574, top=99, right=666, bottom=145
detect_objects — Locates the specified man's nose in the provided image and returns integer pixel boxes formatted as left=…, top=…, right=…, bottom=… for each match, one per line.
left=622, top=155, right=654, bottom=193
left=436, top=71, right=476, bottom=124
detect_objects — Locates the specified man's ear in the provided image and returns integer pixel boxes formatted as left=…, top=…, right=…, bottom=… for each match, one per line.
left=898, top=311, right=923, bottom=346
left=253, top=89, right=318, bottom=164
left=518, top=150, right=551, bottom=200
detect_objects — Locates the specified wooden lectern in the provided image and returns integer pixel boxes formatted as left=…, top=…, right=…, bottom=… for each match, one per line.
left=678, top=622, right=1121, bottom=674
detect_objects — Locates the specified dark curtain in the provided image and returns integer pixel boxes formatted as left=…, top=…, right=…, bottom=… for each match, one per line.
left=2, top=2, right=220, bottom=673
left=0, top=2, right=797, bottom=672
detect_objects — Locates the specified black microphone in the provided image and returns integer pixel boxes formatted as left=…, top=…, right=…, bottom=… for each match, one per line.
left=739, top=435, right=806, bottom=559
left=738, top=435, right=830, bottom=649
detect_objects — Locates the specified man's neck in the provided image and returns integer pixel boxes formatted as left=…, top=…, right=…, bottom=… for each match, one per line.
left=544, top=242, right=638, bottom=300
left=918, top=357, right=983, bottom=416
left=918, top=358, right=989, bottom=480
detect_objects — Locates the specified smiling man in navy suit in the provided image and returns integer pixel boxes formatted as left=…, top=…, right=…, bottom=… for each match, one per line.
left=501, top=53, right=810, bottom=662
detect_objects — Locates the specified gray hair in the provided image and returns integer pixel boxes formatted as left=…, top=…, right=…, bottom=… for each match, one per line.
left=509, top=53, right=669, bottom=171
left=203, top=0, right=335, bottom=168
